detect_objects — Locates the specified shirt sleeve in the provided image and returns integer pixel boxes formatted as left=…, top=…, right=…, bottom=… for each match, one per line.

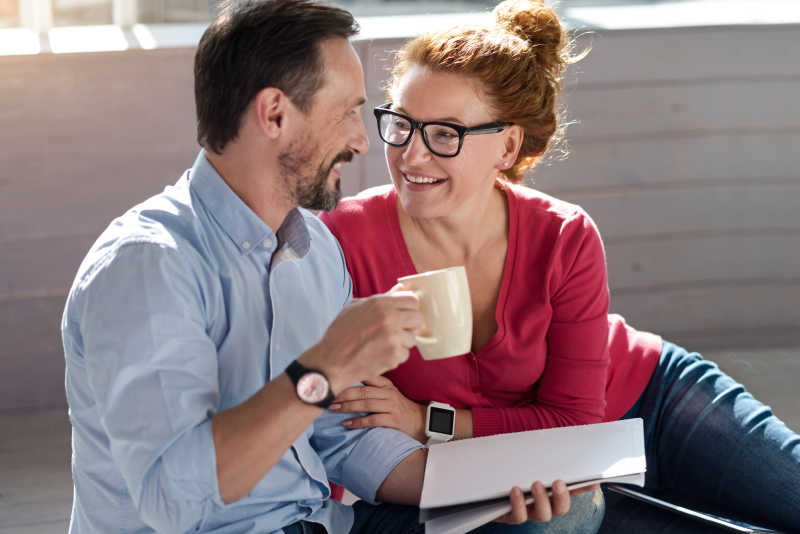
left=311, top=232, right=423, bottom=504
left=75, top=241, right=223, bottom=532
left=472, top=211, right=610, bottom=436
left=311, top=408, right=423, bottom=504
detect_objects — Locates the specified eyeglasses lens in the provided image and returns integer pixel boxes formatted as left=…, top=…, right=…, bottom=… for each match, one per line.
left=424, top=125, right=460, bottom=156
left=379, top=114, right=411, bottom=145
left=378, top=113, right=461, bottom=157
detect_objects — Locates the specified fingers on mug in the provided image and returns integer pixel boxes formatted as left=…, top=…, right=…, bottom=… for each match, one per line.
left=410, top=289, right=438, bottom=345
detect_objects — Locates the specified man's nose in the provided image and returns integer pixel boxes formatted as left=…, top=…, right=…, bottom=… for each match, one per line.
left=348, top=112, right=370, bottom=155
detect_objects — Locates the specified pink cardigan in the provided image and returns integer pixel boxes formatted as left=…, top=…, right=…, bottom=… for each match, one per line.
left=320, top=183, right=661, bottom=436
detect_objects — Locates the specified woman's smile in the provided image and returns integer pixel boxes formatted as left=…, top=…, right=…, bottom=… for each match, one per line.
left=402, top=171, right=448, bottom=189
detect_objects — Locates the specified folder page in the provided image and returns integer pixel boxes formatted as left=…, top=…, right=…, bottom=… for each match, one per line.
left=420, top=418, right=646, bottom=510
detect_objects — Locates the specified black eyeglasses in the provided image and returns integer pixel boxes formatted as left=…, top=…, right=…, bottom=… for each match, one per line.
left=373, top=103, right=512, bottom=158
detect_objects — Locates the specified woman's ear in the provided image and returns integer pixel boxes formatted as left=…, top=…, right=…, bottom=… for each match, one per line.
left=497, top=124, right=524, bottom=170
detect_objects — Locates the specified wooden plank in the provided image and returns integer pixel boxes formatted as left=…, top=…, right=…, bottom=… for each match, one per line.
left=560, top=79, right=800, bottom=141
left=354, top=24, right=800, bottom=88
left=562, top=25, right=800, bottom=87
left=0, top=235, right=94, bottom=298
left=532, top=132, right=800, bottom=192
left=605, top=232, right=800, bottom=291
left=556, top=182, right=800, bottom=240
left=0, top=409, right=71, bottom=531
left=0, top=296, right=66, bottom=410
left=0, top=49, right=197, bottom=242
left=0, top=521, right=70, bottom=534
left=610, top=283, right=800, bottom=336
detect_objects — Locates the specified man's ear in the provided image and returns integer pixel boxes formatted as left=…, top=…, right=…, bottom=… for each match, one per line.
left=253, top=87, right=288, bottom=139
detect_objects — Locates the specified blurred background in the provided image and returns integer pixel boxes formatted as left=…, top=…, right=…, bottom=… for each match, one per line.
left=1, top=0, right=799, bottom=531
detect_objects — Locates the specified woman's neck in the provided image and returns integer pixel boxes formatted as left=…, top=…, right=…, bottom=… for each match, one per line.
left=398, top=182, right=509, bottom=267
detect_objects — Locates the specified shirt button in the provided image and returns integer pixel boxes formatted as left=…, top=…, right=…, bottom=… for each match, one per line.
left=275, top=344, right=280, bottom=351
left=263, top=238, right=273, bottom=248
left=242, top=241, right=251, bottom=250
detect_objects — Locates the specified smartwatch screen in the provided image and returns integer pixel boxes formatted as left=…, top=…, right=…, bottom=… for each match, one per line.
left=429, top=406, right=455, bottom=434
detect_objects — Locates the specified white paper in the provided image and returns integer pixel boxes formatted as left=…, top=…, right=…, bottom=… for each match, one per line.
left=424, top=473, right=645, bottom=534
left=420, top=419, right=646, bottom=534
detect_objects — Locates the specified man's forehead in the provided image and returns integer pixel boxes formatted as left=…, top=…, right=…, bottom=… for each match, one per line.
left=319, top=37, right=361, bottom=72
left=317, top=40, right=367, bottom=107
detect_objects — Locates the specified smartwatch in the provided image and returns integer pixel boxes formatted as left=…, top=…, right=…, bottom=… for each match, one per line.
left=285, top=360, right=335, bottom=409
left=425, top=401, right=456, bottom=446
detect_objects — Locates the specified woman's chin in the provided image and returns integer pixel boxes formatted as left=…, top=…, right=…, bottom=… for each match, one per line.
left=397, top=195, right=448, bottom=220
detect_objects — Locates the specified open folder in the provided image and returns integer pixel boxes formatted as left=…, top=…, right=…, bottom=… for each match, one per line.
left=419, top=418, right=646, bottom=534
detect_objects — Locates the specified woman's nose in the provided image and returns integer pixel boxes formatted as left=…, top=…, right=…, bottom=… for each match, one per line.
left=401, top=128, right=433, bottom=164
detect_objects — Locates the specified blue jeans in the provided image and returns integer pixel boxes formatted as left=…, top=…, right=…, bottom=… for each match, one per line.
left=469, top=488, right=605, bottom=534
left=350, top=488, right=604, bottom=534
left=281, top=502, right=424, bottom=534
left=284, top=489, right=604, bottom=534
left=601, top=341, right=800, bottom=532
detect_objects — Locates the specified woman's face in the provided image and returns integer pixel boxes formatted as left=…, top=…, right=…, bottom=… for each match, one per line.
left=386, top=65, right=515, bottom=220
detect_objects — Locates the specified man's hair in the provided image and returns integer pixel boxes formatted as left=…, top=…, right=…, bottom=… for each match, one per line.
left=194, top=0, right=359, bottom=154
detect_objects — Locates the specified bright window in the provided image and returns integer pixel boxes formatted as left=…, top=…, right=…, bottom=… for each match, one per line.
left=53, top=0, right=112, bottom=26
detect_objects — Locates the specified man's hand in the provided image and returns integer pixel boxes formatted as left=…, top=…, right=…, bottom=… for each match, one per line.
left=301, top=289, right=424, bottom=393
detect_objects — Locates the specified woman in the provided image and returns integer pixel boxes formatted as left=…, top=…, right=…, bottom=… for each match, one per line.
left=320, top=0, right=800, bottom=531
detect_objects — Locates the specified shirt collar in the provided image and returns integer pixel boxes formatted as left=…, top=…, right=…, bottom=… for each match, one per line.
left=276, top=207, right=310, bottom=258
left=188, top=150, right=309, bottom=257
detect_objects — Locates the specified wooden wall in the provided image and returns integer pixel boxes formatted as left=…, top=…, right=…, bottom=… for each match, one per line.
left=1, top=48, right=199, bottom=410
left=533, top=26, right=800, bottom=349
left=1, top=24, right=798, bottom=411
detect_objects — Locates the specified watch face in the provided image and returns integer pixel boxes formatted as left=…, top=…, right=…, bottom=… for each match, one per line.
left=428, top=406, right=455, bottom=434
left=297, top=372, right=330, bottom=404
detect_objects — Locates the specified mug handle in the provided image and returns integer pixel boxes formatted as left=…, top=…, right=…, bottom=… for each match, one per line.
left=410, top=289, right=438, bottom=345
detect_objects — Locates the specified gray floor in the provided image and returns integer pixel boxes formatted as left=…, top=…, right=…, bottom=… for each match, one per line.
left=1, top=346, right=798, bottom=533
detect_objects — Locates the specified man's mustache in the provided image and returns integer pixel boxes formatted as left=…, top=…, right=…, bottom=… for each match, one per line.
left=333, top=150, right=353, bottom=166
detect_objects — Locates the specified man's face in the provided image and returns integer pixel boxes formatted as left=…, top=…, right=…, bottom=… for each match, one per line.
left=279, top=38, right=369, bottom=211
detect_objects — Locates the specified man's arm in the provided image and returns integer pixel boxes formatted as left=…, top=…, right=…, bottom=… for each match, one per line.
left=212, top=373, right=324, bottom=503
left=375, top=448, right=427, bottom=505
left=213, top=291, right=425, bottom=503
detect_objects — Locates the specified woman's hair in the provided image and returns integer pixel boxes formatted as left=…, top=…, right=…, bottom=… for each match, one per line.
left=390, top=0, right=584, bottom=182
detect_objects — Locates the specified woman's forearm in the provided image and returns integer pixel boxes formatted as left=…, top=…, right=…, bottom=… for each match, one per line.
left=454, top=408, right=474, bottom=440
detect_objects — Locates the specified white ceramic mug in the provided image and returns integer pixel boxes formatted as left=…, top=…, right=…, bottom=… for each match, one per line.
left=398, top=266, right=473, bottom=360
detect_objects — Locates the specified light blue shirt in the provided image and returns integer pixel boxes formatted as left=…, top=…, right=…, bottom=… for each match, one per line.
left=62, top=152, right=422, bottom=534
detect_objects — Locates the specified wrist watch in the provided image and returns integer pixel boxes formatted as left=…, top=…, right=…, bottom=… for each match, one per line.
left=425, top=401, right=456, bottom=446
left=285, top=360, right=335, bottom=409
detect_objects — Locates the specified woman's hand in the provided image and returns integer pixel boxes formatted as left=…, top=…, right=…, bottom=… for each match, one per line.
left=329, top=376, right=428, bottom=443
left=495, top=481, right=598, bottom=524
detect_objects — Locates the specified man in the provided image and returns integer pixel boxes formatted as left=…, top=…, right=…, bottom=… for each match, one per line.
left=62, top=1, right=578, bottom=532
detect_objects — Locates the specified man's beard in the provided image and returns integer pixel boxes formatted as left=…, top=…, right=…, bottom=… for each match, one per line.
left=278, top=146, right=352, bottom=211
